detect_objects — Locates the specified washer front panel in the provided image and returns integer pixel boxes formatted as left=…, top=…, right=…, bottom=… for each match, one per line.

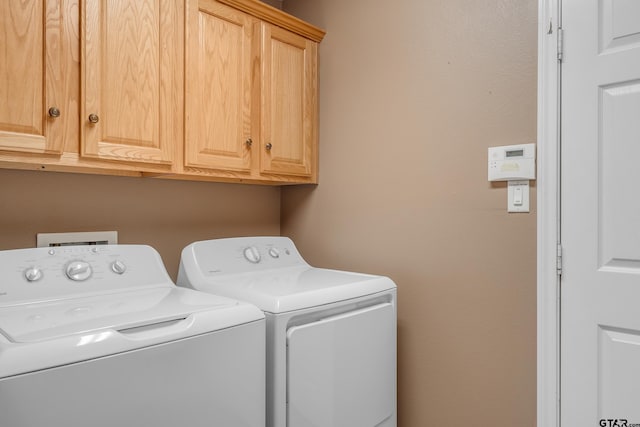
left=0, top=321, right=265, bottom=427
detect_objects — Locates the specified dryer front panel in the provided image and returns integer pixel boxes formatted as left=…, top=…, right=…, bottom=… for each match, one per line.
left=286, top=303, right=395, bottom=427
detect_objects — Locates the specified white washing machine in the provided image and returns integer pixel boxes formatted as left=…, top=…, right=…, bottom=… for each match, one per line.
left=0, top=244, right=265, bottom=427
left=178, top=236, right=397, bottom=427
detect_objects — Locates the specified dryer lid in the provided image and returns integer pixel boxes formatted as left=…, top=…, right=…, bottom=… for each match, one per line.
left=185, top=266, right=396, bottom=313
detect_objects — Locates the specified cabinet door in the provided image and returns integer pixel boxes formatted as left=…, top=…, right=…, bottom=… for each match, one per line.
left=260, top=24, right=317, bottom=179
left=184, top=0, right=257, bottom=173
left=81, top=0, right=182, bottom=167
left=0, top=0, right=63, bottom=155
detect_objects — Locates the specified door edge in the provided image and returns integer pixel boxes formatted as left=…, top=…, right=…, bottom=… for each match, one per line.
left=537, top=0, right=562, bottom=426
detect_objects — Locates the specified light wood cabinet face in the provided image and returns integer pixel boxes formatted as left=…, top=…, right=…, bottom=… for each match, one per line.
left=0, top=0, right=322, bottom=183
left=81, top=0, right=182, bottom=167
left=0, top=0, right=63, bottom=155
left=260, top=24, right=317, bottom=178
left=185, top=0, right=257, bottom=173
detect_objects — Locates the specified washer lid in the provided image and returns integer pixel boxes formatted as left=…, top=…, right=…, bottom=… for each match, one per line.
left=186, top=266, right=396, bottom=313
left=0, top=287, right=261, bottom=344
left=0, top=287, right=264, bottom=378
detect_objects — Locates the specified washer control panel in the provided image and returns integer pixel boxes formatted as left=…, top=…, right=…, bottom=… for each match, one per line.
left=0, top=245, right=171, bottom=306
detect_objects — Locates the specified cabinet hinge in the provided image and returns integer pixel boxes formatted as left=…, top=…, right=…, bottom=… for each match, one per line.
left=556, top=243, right=563, bottom=276
left=557, top=27, right=564, bottom=62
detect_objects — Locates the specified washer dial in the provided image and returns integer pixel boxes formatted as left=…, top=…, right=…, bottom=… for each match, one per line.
left=111, top=260, right=127, bottom=275
left=65, top=261, right=93, bottom=281
left=24, top=267, right=43, bottom=282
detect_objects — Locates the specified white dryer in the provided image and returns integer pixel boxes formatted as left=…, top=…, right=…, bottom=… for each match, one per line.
left=178, top=237, right=397, bottom=427
left=0, top=244, right=265, bottom=427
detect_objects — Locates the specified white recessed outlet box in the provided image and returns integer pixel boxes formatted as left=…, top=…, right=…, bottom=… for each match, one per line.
left=37, top=231, right=118, bottom=248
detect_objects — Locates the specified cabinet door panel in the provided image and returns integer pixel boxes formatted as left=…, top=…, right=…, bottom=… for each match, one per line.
left=185, top=0, right=256, bottom=172
left=82, top=0, right=180, bottom=166
left=0, top=0, right=63, bottom=155
left=260, top=24, right=317, bottom=179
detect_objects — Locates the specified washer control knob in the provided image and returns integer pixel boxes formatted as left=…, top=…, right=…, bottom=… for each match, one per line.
left=111, top=260, right=126, bottom=275
left=243, top=246, right=261, bottom=264
left=268, top=248, right=280, bottom=259
left=65, top=261, right=92, bottom=281
left=24, top=267, right=43, bottom=282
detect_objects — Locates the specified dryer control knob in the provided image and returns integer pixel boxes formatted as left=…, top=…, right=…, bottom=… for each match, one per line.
left=111, top=260, right=126, bottom=275
left=243, top=246, right=261, bottom=264
left=268, top=248, right=280, bottom=258
left=66, top=261, right=93, bottom=281
left=24, top=267, right=43, bottom=282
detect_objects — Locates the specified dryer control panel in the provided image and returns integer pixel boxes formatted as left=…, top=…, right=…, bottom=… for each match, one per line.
left=182, top=237, right=308, bottom=277
left=0, top=245, right=172, bottom=306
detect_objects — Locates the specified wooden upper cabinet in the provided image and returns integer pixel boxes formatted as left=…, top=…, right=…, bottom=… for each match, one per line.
left=260, top=23, right=317, bottom=179
left=0, top=0, right=64, bottom=155
left=81, top=0, right=183, bottom=168
left=185, top=0, right=258, bottom=173
left=185, top=0, right=324, bottom=183
left=0, top=0, right=324, bottom=183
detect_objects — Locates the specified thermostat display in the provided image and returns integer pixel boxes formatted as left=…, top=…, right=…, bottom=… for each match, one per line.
left=506, top=149, right=524, bottom=158
left=488, top=143, right=536, bottom=182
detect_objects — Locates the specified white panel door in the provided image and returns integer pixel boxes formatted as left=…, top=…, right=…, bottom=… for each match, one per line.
left=287, top=303, right=395, bottom=427
left=562, top=0, right=640, bottom=425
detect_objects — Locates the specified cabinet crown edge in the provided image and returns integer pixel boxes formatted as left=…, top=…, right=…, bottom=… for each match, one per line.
left=217, top=0, right=326, bottom=42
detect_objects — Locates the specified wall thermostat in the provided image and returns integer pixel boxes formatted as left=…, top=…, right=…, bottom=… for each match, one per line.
left=488, top=143, right=536, bottom=182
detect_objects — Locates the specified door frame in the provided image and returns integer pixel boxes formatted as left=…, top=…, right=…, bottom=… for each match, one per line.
left=537, top=0, right=561, bottom=426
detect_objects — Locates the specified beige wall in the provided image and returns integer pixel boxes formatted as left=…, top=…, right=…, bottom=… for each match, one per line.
left=0, top=169, right=280, bottom=280
left=261, top=0, right=283, bottom=10
left=281, top=0, right=537, bottom=426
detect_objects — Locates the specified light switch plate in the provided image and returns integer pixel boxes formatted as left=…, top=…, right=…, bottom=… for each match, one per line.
left=37, top=231, right=118, bottom=247
left=508, top=181, right=530, bottom=213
